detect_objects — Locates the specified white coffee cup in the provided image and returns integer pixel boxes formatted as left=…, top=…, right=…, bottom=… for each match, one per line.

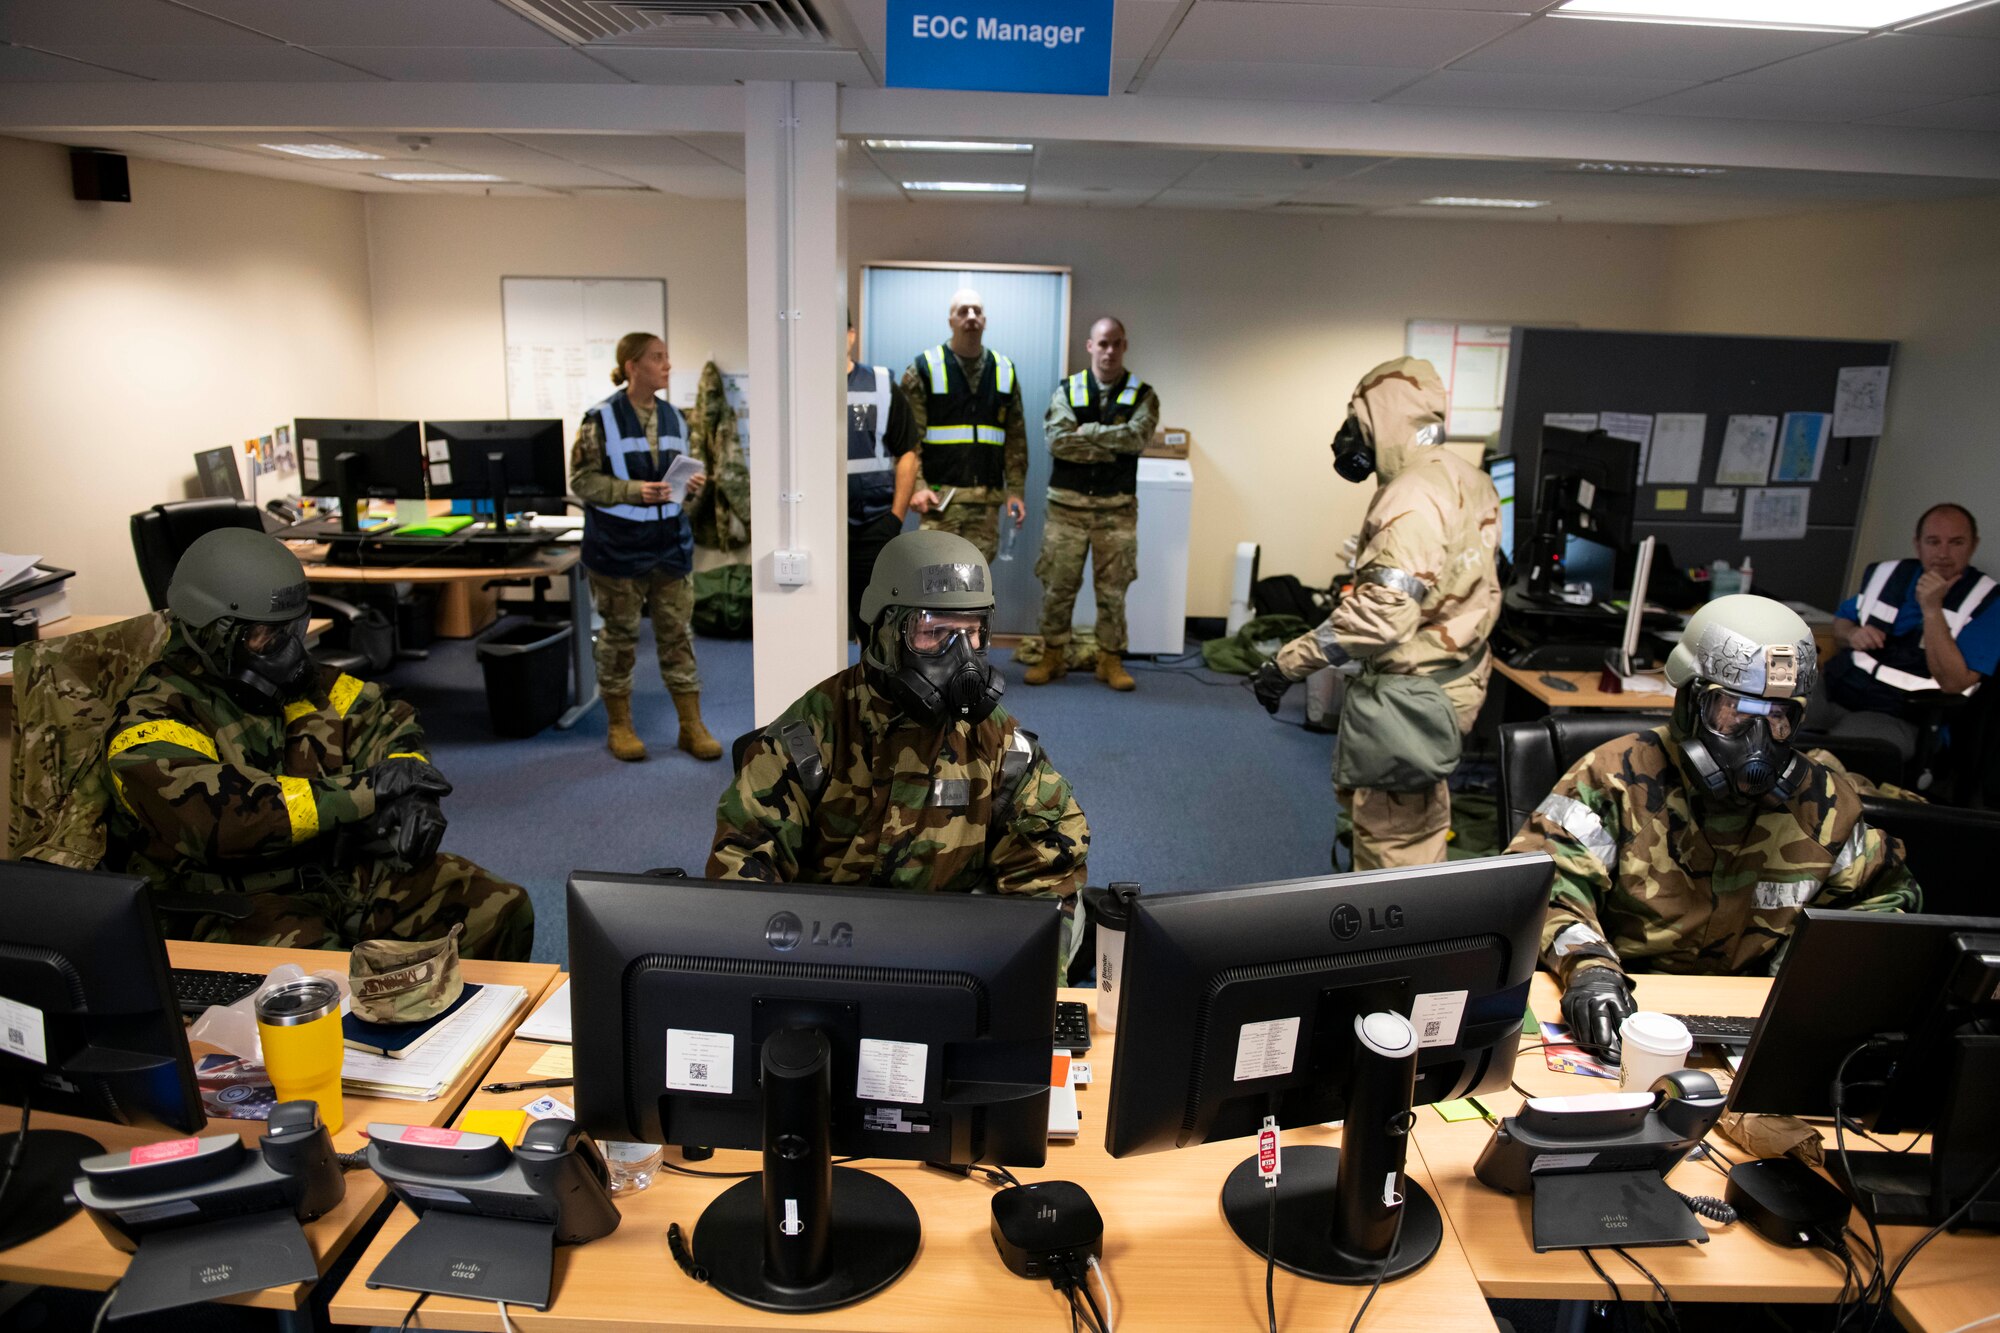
left=1618, top=1011, right=1693, bottom=1091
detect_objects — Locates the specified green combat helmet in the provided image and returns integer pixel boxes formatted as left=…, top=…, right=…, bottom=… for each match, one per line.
left=1665, top=594, right=1818, bottom=804
left=167, top=527, right=317, bottom=707
left=859, top=530, right=1002, bottom=726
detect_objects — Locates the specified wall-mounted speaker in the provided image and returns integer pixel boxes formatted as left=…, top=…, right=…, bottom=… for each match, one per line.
left=70, top=148, right=131, bottom=203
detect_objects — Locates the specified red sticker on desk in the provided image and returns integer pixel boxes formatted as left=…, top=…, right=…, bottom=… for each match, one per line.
left=131, top=1138, right=201, bottom=1165
left=401, top=1126, right=463, bottom=1147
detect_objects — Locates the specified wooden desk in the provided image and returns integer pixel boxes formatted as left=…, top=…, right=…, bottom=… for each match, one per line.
left=1493, top=660, right=1675, bottom=713
left=331, top=987, right=1499, bottom=1332
left=0, top=942, right=558, bottom=1320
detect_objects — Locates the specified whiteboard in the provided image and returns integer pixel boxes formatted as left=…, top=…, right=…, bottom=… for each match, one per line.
left=501, top=277, right=667, bottom=440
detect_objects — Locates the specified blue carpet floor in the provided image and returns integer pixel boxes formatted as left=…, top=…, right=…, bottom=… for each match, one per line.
left=389, top=623, right=1339, bottom=966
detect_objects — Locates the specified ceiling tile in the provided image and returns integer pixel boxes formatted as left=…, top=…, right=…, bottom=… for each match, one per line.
left=1861, top=90, right=2000, bottom=129
left=1624, top=79, right=1950, bottom=122
left=501, top=134, right=728, bottom=170
left=4, top=0, right=271, bottom=47
left=1898, top=4, right=2000, bottom=38
left=1451, top=16, right=1851, bottom=81
left=1029, top=142, right=1213, bottom=190
left=603, top=163, right=748, bottom=198
left=1141, top=59, right=1425, bottom=100
left=1173, top=151, right=1387, bottom=188
left=677, top=134, right=746, bottom=168
left=878, top=151, right=1033, bottom=186
left=1150, top=187, right=1293, bottom=208
left=586, top=47, right=874, bottom=84
left=318, top=47, right=625, bottom=81
left=1731, top=33, right=2000, bottom=98
left=34, top=44, right=380, bottom=80
left=1383, top=68, right=1691, bottom=110
left=1028, top=186, right=1156, bottom=208
left=0, top=43, right=146, bottom=80
left=178, top=0, right=565, bottom=47
left=1114, top=0, right=1183, bottom=55
left=1164, top=3, right=1523, bottom=65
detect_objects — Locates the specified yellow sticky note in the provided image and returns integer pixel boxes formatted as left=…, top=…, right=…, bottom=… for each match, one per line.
left=1656, top=489, right=1689, bottom=512
left=461, top=1108, right=529, bottom=1145
left=1433, top=1098, right=1485, bottom=1122
left=528, top=1045, right=574, bottom=1079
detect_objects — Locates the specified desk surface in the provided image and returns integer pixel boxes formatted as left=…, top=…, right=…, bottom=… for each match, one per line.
left=0, top=941, right=557, bottom=1311
left=0, top=616, right=328, bottom=689
left=295, top=545, right=579, bottom=585
left=331, top=986, right=1500, bottom=1332
left=1493, top=660, right=1675, bottom=712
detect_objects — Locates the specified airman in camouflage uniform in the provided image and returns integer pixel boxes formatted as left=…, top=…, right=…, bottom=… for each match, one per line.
left=1031, top=317, right=1160, bottom=693
left=686, top=359, right=751, bottom=555
left=103, top=529, right=534, bottom=961
left=902, top=289, right=1029, bottom=562
left=1250, top=357, right=1501, bottom=869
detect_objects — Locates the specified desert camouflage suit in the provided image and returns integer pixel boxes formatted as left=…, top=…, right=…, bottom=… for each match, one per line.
left=1272, top=357, right=1501, bottom=869
left=1509, top=726, right=1921, bottom=987
left=104, top=629, right=534, bottom=960
left=1038, top=373, right=1161, bottom=655
left=902, top=349, right=1029, bottom=562
left=687, top=360, right=751, bottom=555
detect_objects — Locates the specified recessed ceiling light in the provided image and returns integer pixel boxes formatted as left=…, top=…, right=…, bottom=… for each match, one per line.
left=1551, top=0, right=1967, bottom=31
left=902, top=181, right=1027, bottom=193
left=261, top=143, right=384, bottom=160
left=375, top=172, right=508, bottom=183
left=1419, top=196, right=1550, bottom=208
left=1574, top=161, right=1729, bottom=176
left=867, top=140, right=1033, bottom=153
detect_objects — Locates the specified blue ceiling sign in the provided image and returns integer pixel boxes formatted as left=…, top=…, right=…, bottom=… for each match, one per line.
left=886, top=0, right=1115, bottom=96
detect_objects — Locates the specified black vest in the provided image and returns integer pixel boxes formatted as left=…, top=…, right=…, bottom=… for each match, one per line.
left=1048, top=370, right=1145, bottom=497
left=917, top=345, right=1011, bottom=490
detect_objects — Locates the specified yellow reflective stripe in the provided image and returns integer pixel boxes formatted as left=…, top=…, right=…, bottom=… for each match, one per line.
left=386, top=751, right=429, bottom=763
left=1067, top=372, right=1089, bottom=407
left=282, top=698, right=316, bottom=725
left=275, top=775, right=320, bottom=844
left=923, top=346, right=949, bottom=396
left=108, top=719, right=218, bottom=763
left=995, top=356, right=1015, bottom=394
left=329, top=674, right=363, bottom=718
left=926, top=426, right=978, bottom=444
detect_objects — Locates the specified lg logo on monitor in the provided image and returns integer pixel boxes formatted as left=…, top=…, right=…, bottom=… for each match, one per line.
left=1330, top=903, right=1405, bottom=941
left=764, top=912, right=853, bottom=951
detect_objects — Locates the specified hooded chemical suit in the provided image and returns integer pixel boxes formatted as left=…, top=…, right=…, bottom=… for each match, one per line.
left=1261, top=357, right=1501, bottom=869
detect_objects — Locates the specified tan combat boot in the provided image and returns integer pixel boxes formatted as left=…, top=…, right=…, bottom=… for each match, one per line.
left=672, top=690, right=724, bottom=761
left=1024, top=651, right=1068, bottom=686
left=1096, top=651, right=1136, bottom=692
left=604, top=693, right=647, bottom=762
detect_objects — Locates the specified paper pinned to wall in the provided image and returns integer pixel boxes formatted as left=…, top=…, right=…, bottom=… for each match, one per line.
left=1742, top=487, right=1811, bottom=541
left=1715, top=416, right=1778, bottom=486
left=1646, top=413, right=1707, bottom=485
left=1544, top=413, right=1598, bottom=433
left=1772, top=412, right=1831, bottom=482
left=1655, top=489, right=1689, bottom=511
left=1600, top=412, right=1655, bottom=480
left=1405, top=319, right=1511, bottom=438
left=1833, top=366, right=1890, bottom=437
left=1702, top=487, right=1739, bottom=515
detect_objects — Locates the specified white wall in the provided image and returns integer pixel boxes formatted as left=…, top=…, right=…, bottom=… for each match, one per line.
left=0, top=135, right=376, bottom=614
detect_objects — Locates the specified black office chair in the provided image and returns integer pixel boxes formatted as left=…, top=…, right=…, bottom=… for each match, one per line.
left=1859, top=796, right=2000, bottom=918
left=129, top=499, right=381, bottom=676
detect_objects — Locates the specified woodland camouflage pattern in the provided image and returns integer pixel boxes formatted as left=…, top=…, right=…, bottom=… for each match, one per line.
left=102, top=626, right=533, bottom=960
left=688, top=361, right=751, bottom=552
left=708, top=662, right=1088, bottom=899
left=1509, top=726, right=1920, bottom=986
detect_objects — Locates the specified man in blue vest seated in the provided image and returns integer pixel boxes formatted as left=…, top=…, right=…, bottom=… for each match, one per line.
left=1815, top=502, right=1999, bottom=762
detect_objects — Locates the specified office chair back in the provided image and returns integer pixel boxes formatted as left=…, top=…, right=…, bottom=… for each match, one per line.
left=1859, top=797, right=2000, bottom=919
left=130, top=499, right=265, bottom=610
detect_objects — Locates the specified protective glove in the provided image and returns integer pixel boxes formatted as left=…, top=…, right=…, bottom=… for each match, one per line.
left=372, top=796, right=448, bottom=872
left=1248, top=662, right=1295, bottom=714
left=1561, top=966, right=1637, bottom=1067
left=367, top=756, right=452, bottom=807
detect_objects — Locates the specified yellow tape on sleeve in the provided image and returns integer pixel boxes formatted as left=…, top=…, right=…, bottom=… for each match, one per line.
left=275, top=775, right=321, bottom=844
left=107, top=719, right=218, bottom=762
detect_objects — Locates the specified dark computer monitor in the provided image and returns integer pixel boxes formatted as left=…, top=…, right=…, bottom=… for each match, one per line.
left=1727, top=908, right=2000, bottom=1229
left=1524, top=428, right=1639, bottom=603
left=422, top=420, right=566, bottom=535
left=567, top=873, right=1060, bottom=1313
left=294, top=418, right=423, bottom=533
left=0, top=863, right=205, bottom=1249
left=1489, top=456, right=1516, bottom=564
left=1103, top=854, right=1553, bottom=1285
left=194, top=445, right=244, bottom=500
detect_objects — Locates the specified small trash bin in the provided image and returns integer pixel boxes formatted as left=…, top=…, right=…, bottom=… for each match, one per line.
left=474, top=617, right=572, bottom=738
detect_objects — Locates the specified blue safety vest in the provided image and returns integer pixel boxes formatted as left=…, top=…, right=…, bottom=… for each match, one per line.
left=580, top=389, right=694, bottom=580
left=848, top=364, right=897, bottom=526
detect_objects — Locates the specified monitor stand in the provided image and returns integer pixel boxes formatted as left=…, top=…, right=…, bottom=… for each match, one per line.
left=1830, top=1031, right=2000, bottom=1230
left=0, top=1129, right=102, bottom=1249
left=1220, top=1013, right=1443, bottom=1283
left=485, top=450, right=512, bottom=535
left=692, top=1028, right=920, bottom=1313
left=332, top=450, right=365, bottom=534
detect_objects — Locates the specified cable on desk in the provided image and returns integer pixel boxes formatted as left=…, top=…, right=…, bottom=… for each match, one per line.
left=658, top=1155, right=864, bottom=1180
left=1941, top=1314, right=2000, bottom=1333
left=497, top=1298, right=520, bottom=1333
left=1868, top=1152, right=2000, bottom=1332
left=1265, top=1177, right=1279, bottom=1333
left=90, top=1283, right=118, bottom=1333
left=1086, top=1254, right=1116, bottom=1333
left=1345, top=1204, right=1406, bottom=1333
left=667, top=1222, right=709, bottom=1284
left=0, top=1088, right=34, bottom=1209
left=1580, top=1248, right=1627, bottom=1332
left=1612, top=1246, right=1680, bottom=1333
left=398, top=1290, right=430, bottom=1331
left=1831, top=1039, right=1890, bottom=1327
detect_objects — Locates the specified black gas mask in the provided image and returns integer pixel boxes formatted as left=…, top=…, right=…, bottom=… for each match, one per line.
left=1674, top=684, right=1810, bottom=806
left=872, top=609, right=1003, bottom=728
left=1331, top=415, right=1375, bottom=484
left=228, top=614, right=317, bottom=707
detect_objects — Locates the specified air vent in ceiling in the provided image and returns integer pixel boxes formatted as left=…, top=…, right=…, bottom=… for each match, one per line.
left=499, top=0, right=832, bottom=46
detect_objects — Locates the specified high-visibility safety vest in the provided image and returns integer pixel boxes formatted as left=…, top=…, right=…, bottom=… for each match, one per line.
left=847, top=363, right=897, bottom=526
left=1843, top=557, right=1999, bottom=697
left=1049, top=370, right=1148, bottom=498
left=917, top=344, right=1014, bottom=490
left=580, top=388, right=694, bottom=580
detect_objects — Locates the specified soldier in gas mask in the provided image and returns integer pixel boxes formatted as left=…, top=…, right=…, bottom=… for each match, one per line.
left=104, top=528, right=533, bottom=960
left=1509, top=595, right=1921, bottom=1064
left=708, top=531, right=1089, bottom=961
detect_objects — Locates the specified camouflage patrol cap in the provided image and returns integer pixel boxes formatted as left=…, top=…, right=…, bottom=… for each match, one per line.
left=859, top=530, right=995, bottom=625
left=167, top=528, right=310, bottom=630
left=349, top=924, right=463, bottom=1024
left=1665, top=595, right=1818, bottom=700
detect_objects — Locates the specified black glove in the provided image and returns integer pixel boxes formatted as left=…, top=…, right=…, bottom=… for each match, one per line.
left=1561, top=966, right=1637, bottom=1067
left=1248, top=662, right=1294, bottom=714
left=368, top=756, right=452, bottom=806
left=372, top=796, right=448, bottom=872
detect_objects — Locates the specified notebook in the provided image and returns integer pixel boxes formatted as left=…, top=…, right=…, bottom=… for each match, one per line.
left=342, top=983, right=527, bottom=1102
left=342, top=983, right=482, bottom=1058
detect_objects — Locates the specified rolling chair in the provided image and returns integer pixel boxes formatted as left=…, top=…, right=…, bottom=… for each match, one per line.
left=1857, top=796, right=2000, bottom=918
left=130, top=499, right=382, bottom=676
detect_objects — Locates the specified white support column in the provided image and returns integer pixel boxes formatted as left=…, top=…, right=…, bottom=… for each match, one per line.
left=744, top=81, right=848, bottom=723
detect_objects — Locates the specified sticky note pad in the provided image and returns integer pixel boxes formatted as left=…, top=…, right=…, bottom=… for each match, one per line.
left=1523, top=1006, right=1538, bottom=1035
left=1433, top=1099, right=1485, bottom=1123
left=461, top=1109, right=529, bottom=1145
left=1656, top=488, right=1689, bottom=512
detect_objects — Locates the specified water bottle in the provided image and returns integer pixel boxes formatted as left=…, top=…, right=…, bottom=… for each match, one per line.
left=997, top=520, right=1018, bottom=562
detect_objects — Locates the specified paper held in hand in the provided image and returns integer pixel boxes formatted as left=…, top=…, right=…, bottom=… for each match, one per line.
left=665, top=454, right=706, bottom=502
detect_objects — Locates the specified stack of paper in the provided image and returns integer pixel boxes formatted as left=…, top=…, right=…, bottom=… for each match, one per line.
left=515, top=979, right=571, bottom=1044
left=342, top=983, right=527, bottom=1101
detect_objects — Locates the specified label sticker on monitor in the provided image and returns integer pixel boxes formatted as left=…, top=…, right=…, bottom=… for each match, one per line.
left=862, top=1106, right=929, bottom=1133
left=1233, top=1017, right=1301, bottom=1082
left=1410, top=990, right=1468, bottom=1049
left=0, top=997, right=48, bottom=1065
left=666, top=1029, right=735, bottom=1095
left=427, top=439, right=451, bottom=463
left=1577, top=479, right=1597, bottom=509
left=856, top=1038, right=928, bottom=1104
left=429, top=462, right=452, bottom=487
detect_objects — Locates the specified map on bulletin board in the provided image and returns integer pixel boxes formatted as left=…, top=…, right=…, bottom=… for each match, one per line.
left=1406, top=319, right=1513, bottom=440
left=501, top=277, right=667, bottom=441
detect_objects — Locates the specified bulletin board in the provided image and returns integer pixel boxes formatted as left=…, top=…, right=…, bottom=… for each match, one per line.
left=1500, top=328, right=1896, bottom=611
left=1406, top=319, right=1513, bottom=440
left=501, top=277, right=667, bottom=440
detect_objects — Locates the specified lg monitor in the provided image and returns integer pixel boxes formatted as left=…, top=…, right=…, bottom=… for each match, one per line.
left=194, top=445, right=244, bottom=500
left=0, top=862, right=205, bottom=1249
left=567, top=874, right=1060, bottom=1313
left=1728, top=908, right=2000, bottom=1229
left=294, top=418, right=424, bottom=533
left=422, top=419, right=566, bottom=534
left=1489, top=456, right=1516, bottom=564
left=1103, top=854, right=1554, bottom=1286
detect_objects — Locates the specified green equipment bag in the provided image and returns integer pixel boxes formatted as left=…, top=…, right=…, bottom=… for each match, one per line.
left=1332, top=647, right=1486, bottom=792
left=691, top=563, right=752, bottom=638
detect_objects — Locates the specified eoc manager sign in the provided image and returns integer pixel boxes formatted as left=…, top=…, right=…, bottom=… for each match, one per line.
left=887, top=0, right=1115, bottom=96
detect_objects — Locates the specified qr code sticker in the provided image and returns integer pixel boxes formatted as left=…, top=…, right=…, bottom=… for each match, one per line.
left=6, top=1029, right=21, bottom=1048
left=1424, top=1021, right=1441, bottom=1040
left=689, top=1062, right=709, bottom=1082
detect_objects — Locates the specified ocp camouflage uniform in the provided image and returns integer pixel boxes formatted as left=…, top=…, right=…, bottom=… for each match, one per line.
left=1038, top=373, right=1160, bottom=655
left=902, top=348, right=1029, bottom=562
left=1509, top=726, right=1920, bottom=985
left=1273, top=358, right=1501, bottom=869
left=687, top=361, right=751, bottom=555
left=104, top=629, right=534, bottom=959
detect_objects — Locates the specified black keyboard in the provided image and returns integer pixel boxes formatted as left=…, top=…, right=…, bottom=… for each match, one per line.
left=173, top=968, right=265, bottom=1017
left=1054, top=1000, right=1093, bottom=1055
left=1673, top=1013, right=1757, bottom=1048
left=1510, top=643, right=1617, bottom=671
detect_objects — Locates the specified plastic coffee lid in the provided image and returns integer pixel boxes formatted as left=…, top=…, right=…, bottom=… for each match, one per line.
left=1620, top=1011, right=1692, bottom=1054
left=254, top=976, right=341, bottom=1026
left=1356, top=1011, right=1417, bottom=1057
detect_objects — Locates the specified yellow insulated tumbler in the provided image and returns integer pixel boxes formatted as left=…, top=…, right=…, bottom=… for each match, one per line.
left=255, top=976, right=345, bottom=1133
